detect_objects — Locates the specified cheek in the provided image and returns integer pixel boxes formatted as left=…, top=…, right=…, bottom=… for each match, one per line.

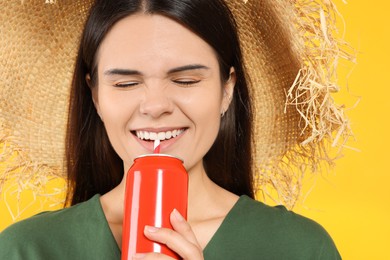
left=179, top=85, right=224, bottom=138
left=174, top=78, right=224, bottom=116
left=96, top=90, right=139, bottom=162
left=98, top=89, right=136, bottom=124
left=191, top=87, right=223, bottom=120
left=96, top=90, right=138, bottom=157
left=196, top=100, right=221, bottom=127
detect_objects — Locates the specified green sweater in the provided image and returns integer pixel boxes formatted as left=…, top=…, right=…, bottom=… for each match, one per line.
left=0, top=194, right=341, bottom=259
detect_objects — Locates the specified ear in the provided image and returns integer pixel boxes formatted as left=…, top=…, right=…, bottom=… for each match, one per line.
left=86, top=73, right=103, bottom=121
left=221, top=67, right=236, bottom=116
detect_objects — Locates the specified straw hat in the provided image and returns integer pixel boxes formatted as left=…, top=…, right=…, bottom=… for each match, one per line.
left=0, top=0, right=353, bottom=212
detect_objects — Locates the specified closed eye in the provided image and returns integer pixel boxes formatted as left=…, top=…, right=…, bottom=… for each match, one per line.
left=114, top=81, right=139, bottom=88
left=172, top=79, right=201, bottom=86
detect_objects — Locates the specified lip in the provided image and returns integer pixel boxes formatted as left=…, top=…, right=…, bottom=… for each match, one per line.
left=132, top=127, right=184, bottom=133
left=131, top=127, right=187, bottom=152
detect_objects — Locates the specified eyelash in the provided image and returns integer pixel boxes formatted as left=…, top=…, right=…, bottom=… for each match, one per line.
left=113, top=79, right=201, bottom=88
left=173, top=79, right=201, bottom=86
left=114, top=82, right=139, bottom=88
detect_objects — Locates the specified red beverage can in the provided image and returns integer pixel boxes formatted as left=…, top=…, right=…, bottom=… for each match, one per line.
left=121, top=154, right=188, bottom=259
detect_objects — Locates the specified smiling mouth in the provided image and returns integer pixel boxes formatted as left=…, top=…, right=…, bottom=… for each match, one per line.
left=133, top=128, right=186, bottom=141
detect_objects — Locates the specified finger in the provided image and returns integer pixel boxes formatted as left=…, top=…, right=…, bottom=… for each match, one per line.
left=170, top=209, right=199, bottom=246
left=143, top=226, right=203, bottom=260
left=132, top=252, right=175, bottom=260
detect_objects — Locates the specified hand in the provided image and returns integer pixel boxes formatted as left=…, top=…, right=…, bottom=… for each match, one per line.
left=132, top=209, right=204, bottom=260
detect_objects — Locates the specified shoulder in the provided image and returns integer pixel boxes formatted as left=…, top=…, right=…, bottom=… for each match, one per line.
left=0, top=194, right=119, bottom=259
left=236, top=196, right=331, bottom=238
left=205, top=195, right=341, bottom=259
left=1, top=194, right=100, bottom=237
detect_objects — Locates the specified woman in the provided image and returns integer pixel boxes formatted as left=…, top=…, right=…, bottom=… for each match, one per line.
left=0, top=0, right=344, bottom=259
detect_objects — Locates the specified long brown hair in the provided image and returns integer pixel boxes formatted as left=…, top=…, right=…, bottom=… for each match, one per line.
left=66, top=0, right=253, bottom=206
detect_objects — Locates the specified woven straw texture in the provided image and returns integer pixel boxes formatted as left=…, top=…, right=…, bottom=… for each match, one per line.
left=0, top=0, right=353, bottom=211
left=0, top=1, right=91, bottom=168
left=228, top=0, right=353, bottom=207
left=228, top=1, right=303, bottom=206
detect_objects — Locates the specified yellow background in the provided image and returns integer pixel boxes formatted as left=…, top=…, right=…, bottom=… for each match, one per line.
left=295, top=0, right=390, bottom=259
left=1, top=0, right=389, bottom=259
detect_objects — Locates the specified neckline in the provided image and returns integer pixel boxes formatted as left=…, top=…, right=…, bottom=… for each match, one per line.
left=93, top=194, right=122, bottom=253
left=202, top=195, right=247, bottom=252
left=95, top=194, right=249, bottom=254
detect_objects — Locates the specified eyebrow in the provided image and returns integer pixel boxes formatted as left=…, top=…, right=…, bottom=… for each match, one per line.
left=167, top=64, right=210, bottom=74
left=103, top=64, right=210, bottom=77
left=104, top=68, right=141, bottom=76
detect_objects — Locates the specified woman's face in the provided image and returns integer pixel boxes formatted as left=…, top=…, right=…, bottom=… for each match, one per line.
left=92, top=14, right=235, bottom=172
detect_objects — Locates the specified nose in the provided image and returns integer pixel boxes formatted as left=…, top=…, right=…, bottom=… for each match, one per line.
left=139, top=87, right=174, bottom=118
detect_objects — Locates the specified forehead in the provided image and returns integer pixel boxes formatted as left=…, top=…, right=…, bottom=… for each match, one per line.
left=96, top=14, right=219, bottom=71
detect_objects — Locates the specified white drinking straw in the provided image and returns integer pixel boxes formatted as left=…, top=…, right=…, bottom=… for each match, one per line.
left=153, top=139, right=161, bottom=153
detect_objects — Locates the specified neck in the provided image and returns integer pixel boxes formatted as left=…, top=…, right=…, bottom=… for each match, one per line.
left=99, top=160, right=239, bottom=248
left=186, top=162, right=221, bottom=221
left=101, top=160, right=221, bottom=223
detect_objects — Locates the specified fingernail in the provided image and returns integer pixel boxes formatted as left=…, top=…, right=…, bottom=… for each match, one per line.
left=173, top=208, right=185, bottom=222
left=133, top=253, right=146, bottom=259
left=145, top=225, right=159, bottom=233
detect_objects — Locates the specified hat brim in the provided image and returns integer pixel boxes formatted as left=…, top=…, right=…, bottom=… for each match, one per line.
left=0, top=0, right=354, bottom=212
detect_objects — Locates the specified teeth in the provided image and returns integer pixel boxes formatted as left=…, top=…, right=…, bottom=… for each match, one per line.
left=149, top=132, right=157, bottom=140
left=136, top=129, right=184, bottom=141
left=157, top=132, right=165, bottom=140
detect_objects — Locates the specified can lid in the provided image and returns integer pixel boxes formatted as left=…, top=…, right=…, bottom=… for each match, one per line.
left=135, top=153, right=184, bottom=162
